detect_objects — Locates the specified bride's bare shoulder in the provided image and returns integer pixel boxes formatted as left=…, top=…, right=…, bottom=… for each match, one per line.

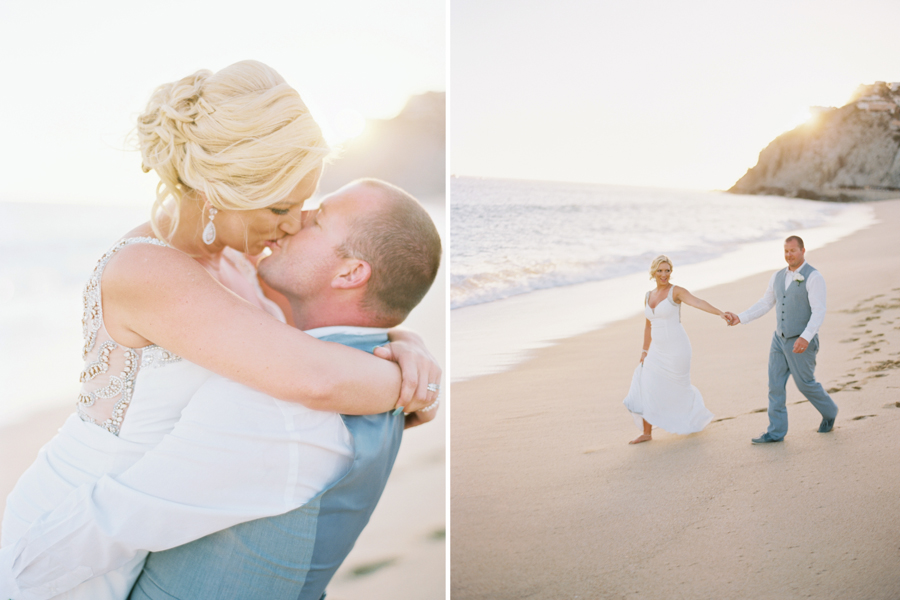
left=101, top=234, right=210, bottom=296
left=671, top=285, right=689, bottom=301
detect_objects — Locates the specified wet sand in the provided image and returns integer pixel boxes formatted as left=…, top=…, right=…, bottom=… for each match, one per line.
left=451, top=200, right=900, bottom=599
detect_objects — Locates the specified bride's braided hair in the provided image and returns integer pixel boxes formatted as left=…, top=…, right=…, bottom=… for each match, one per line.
left=137, top=60, right=329, bottom=240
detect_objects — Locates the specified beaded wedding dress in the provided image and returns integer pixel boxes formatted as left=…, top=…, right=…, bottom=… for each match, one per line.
left=622, top=286, right=714, bottom=435
left=1, top=238, right=216, bottom=599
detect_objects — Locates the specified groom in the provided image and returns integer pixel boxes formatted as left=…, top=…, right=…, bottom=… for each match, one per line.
left=0, top=179, right=442, bottom=600
left=724, top=235, right=838, bottom=443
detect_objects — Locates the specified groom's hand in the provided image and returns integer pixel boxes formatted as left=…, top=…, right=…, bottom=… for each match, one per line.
left=793, top=337, right=809, bottom=353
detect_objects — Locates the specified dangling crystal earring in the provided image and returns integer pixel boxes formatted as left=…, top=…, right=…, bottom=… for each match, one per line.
left=202, top=206, right=218, bottom=245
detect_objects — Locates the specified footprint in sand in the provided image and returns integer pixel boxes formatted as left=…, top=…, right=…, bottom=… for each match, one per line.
left=835, top=358, right=899, bottom=389
left=869, top=359, right=900, bottom=372
left=827, top=380, right=859, bottom=393
left=851, top=415, right=877, bottom=421
left=831, top=293, right=900, bottom=393
left=348, top=557, right=399, bottom=578
left=712, top=408, right=771, bottom=423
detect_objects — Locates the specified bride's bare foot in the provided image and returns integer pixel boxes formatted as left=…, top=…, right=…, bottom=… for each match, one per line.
left=629, top=434, right=652, bottom=444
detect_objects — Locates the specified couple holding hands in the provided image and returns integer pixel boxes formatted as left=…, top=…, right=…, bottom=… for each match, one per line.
left=623, top=236, right=838, bottom=445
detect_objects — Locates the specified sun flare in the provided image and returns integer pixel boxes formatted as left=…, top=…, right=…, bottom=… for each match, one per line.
left=332, top=108, right=367, bottom=142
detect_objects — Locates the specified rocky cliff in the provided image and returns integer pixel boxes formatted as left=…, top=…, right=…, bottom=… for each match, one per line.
left=729, top=82, right=900, bottom=201
left=319, top=91, right=445, bottom=200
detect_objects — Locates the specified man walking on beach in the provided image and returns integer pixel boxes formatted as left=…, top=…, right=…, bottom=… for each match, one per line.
left=724, top=235, right=838, bottom=443
left=0, top=179, right=443, bottom=600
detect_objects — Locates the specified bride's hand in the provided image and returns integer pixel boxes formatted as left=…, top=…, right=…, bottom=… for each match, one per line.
left=640, top=350, right=648, bottom=364
left=373, top=330, right=442, bottom=414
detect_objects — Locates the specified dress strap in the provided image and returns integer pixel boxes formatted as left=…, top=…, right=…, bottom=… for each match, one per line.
left=644, top=291, right=651, bottom=306
left=668, top=286, right=682, bottom=322
left=83, top=237, right=170, bottom=359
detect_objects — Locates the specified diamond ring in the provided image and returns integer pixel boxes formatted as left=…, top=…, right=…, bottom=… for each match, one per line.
left=427, top=383, right=440, bottom=393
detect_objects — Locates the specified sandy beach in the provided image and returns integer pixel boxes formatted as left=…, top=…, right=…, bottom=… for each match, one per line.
left=451, top=199, right=900, bottom=599
left=0, top=237, right=446, bottom=600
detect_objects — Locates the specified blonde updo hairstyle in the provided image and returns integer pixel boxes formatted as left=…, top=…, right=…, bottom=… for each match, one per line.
left=649, top=255, right=673, bottom=280
left=137, top=60, right=329, bottom=239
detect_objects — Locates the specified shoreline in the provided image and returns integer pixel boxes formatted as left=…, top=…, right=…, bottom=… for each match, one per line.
left=727, top=186, right=900, bottom=203
left=451, top=200, right=876, bottom=382
left=451, top=199, right=900, bottom=599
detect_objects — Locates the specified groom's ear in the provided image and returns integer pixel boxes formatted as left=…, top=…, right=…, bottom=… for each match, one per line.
left=332, top=258, right=371, bottom=290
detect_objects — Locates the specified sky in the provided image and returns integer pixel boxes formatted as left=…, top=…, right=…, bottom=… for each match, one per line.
left=451, top=0, right=900, bottom=190
left=0, top=0, right=445, bottom=205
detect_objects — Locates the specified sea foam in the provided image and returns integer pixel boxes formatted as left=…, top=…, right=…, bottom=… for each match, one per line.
left=450, top=177, right=876, bottom=381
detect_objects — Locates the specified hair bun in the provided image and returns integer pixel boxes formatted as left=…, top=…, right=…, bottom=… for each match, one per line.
left=137, top=70, right=212, bottom=172
left=136, top=61, right=328, bottom=241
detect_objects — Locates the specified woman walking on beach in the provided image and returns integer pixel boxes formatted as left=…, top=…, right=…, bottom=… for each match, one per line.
left=0, top=60, right=440, bottom=599
left=623, top=255, right=722, bottom=444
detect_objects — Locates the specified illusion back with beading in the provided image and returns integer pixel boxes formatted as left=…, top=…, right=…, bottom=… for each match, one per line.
left=1, top=238, right=216, bottom=598
left=77, top=237, right=214, bottom=442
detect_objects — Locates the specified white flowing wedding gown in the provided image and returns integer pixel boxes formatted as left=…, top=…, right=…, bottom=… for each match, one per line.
left=0, top=237, right=282, bottom=600
left=622, top=287, right=714, bottom=434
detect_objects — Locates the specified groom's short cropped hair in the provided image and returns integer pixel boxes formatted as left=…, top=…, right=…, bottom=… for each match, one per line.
left=785, top=235, right=805, bottom=249
left=338, top=179, right=441, bottom=324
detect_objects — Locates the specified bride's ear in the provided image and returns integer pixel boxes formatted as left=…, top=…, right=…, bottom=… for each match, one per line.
left=332, top=259, right=371, bottom=290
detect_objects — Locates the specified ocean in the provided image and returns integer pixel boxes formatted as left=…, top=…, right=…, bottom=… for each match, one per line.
left=0, top=201, right=151, bottom=427
left=0, top=197, right=446, bottom=428
left=450, top=176, right=876, bottom=381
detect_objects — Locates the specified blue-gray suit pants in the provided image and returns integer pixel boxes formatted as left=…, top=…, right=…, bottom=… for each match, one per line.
left=767, top=332, right=838, bottom=439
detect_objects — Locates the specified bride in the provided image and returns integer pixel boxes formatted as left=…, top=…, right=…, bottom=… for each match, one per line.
left=0, top=60, right=439, bottom=599
left=622, top=255, right=722, bottom=444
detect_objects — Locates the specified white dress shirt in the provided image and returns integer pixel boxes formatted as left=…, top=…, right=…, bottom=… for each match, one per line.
left=0, top=327, right=387, bottom=600
left=737, top=261, right=827, bottom=341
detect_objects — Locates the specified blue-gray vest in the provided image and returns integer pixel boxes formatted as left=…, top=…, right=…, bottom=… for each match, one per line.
left=775, top=262, right=816, bottom=339
left=129, top=332, right=404, bottom=600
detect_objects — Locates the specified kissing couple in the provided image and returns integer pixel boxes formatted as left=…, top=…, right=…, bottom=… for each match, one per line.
left=1, top=60, right=442, bottom=600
